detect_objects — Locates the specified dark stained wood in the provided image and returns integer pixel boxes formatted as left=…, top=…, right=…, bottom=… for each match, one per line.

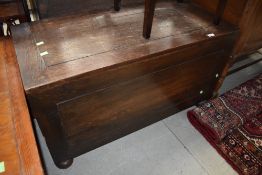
left=114, top=0, right=121, bottom=11
left=203, top=0, right=262, bottom=91
left=193, top=0, right=262, bottom=58
left=0, top=1, right=22, bottom=18
left=213, top=0, right=228, bottom=25
left=192, top=0, right=247, bottom=26
left=0, top=38, right=44, bottom=175
left=12, top=2, right=238, bottom=168
left=60, top=52, right=225, bottom=137
left=55, top=159, right=73, bottom=169
left=231, top=0, right=262, bottom=58
left=0, top=0, right=30, bottom=36
left=35, top=0, right=143, bottom=19
left=58, top=50, right=226, bottom=156
left=0, top=22, right=3, bottom=35
left=21, top=0, right=31, bottom=21
left=143, top=0, right=229, bottom=39
left=143, top=0, right=156, bottom=39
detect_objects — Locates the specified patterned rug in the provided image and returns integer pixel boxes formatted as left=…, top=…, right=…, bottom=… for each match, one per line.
left=188, top=74, right=262, bottom=175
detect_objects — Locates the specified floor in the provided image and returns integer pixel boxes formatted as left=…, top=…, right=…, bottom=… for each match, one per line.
left=35, top=52, right=262, bottom=175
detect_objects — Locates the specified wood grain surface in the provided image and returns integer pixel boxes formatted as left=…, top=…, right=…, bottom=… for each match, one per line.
left=0, top=38, right=43, bottom=175
left=195, top=0, right=262, bottom=91
left=11, top=2, right=238, bottom=167
left=193, top=0, right=262, bottom=58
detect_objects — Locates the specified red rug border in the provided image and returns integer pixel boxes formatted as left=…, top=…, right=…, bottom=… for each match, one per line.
left=187, top=110, right=244, bottom=175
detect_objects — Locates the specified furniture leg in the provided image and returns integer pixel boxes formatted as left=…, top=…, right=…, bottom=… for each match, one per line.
left=114, top=0, right=121, bottom=11
left=55, top=159, right=74, bottom=169
left=21, top=0, right=31, bottom=22
left=214, top=0, right=228, bottom=25
left=143, top=0, right=156, bottom=39
left=0, top=22, right=4, bottom=36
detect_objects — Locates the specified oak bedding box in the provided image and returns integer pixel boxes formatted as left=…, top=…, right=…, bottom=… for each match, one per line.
left=11, top=2, right=238, bottom=168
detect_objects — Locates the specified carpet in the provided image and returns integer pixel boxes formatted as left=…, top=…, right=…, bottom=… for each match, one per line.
left=188, top=74, right=262, bottom=175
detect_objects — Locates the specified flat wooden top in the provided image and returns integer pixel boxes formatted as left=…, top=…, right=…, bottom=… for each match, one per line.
left=0, top=38, right=43, bottom=175
left=12, top=2, right=236, bottom=91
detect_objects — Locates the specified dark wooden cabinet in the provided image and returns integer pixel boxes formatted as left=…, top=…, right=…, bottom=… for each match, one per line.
left=12, top=1, right=238, bottom=168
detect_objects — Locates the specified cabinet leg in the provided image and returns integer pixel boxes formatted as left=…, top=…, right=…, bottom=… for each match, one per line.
left=143, top=0, right=156, bottom=39
left=114, top=0, right=121, bottom=11
left=55, top=159, right=73, bottom=169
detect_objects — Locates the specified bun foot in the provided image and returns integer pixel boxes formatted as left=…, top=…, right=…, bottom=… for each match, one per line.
left=55, top=159, right=73, bottom=169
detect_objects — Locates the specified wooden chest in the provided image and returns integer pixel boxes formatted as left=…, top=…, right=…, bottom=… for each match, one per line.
left=12, top=2, right=238, bottom=168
